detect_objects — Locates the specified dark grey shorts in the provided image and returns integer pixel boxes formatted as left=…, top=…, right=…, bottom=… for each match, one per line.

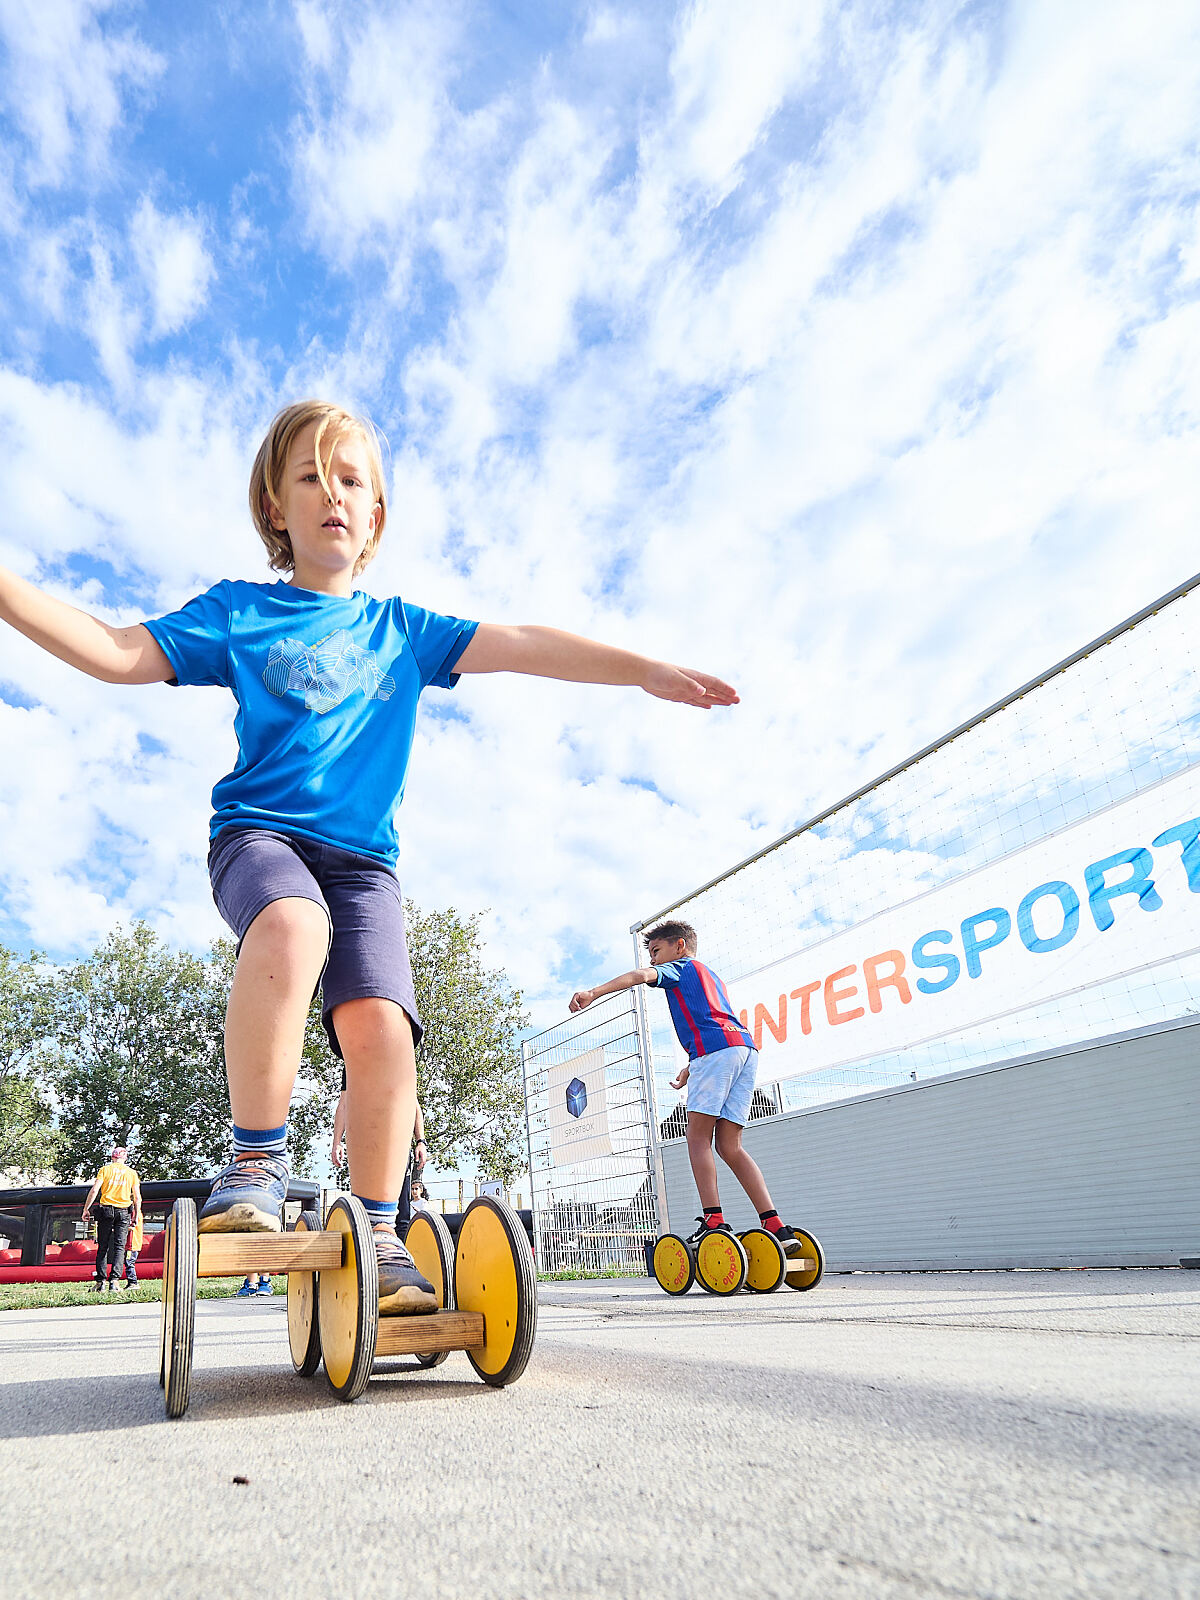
left=208, top=827, right=422, bottom=1058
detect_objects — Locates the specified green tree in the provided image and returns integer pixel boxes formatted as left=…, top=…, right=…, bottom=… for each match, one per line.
left=0, top=947, right=61, bottom=1179
left=45, top=904, right=527, bottom=1188
left=407, top=901, right=528, bottom=1185
left=48, top=924, right=235, bottom=1181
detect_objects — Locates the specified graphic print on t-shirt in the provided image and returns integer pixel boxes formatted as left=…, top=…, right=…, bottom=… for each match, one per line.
left=262, top=629, right=397, bottom=714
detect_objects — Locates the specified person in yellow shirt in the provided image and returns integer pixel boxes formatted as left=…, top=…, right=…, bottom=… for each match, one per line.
left=82, top=1147, right=142, bottom=1292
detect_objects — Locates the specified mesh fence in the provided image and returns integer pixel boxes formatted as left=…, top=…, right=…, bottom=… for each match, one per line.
left=522, top=991, right=658, bottom=1273
left=635, top=574, right=1200, bottom=1123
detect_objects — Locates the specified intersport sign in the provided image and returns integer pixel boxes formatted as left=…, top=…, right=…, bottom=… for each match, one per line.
left=728, top=762, right=1200, bottom=1082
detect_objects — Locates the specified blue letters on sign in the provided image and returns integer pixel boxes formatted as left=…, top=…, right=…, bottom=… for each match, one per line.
left=960, top=907, right=1011, bottom=978
left=1017, top=881, right=1080, bottom=953
left=1084, top=847, right=1163, bottom=932
left=911, top=930, right=960, bottom=994
left=1152, top=817, right=1200, bottom=892
left=566, top=1077, right=587, bottom=1119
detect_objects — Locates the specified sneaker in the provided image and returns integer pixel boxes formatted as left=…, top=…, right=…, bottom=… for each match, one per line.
left=374, top=1226, right=437, bottom=1315
left=199, top=1153, right=288, bottom=1234
left=256, top=1275, right=274, bottom=1296
left=110, top=1278, right=125, bottom=1291
left=92, top=1279, right=106, bottom=1293
left=771, top=1223, right=801, bottom=1253
left=235, top=1277, right=255, bottom=1297
left=686, top=1216, right=734, bottom=1247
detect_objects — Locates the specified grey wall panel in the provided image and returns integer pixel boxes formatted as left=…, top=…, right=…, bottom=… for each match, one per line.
left=659, top=1016, right=1200, bottom=1269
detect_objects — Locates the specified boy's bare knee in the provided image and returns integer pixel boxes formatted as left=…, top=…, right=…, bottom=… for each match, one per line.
left=245, top=896, right=328, bottom=958
left=333, top=996, right=414, bottom=1057
left=714, top=1124, right=743, bottom=1161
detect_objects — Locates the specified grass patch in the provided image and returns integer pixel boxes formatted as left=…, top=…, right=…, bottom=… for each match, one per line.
left=0, top=1277, right=282, bottom=1311
left=537, top=1267, right=641, bottom=1282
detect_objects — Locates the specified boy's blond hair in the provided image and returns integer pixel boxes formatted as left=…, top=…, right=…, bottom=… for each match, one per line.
left=249, top=400, right=388, bottom=576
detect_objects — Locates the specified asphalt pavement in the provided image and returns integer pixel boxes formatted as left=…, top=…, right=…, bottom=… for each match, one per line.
left=2, top=1269, right=1197, bottom=1599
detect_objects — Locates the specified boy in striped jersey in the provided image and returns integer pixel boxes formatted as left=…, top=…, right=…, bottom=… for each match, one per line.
left=569, top=921, right=797, bottom=1250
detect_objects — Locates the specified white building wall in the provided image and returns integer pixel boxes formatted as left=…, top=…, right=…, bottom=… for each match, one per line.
left=659, top=1015, right=1200, bottom=1269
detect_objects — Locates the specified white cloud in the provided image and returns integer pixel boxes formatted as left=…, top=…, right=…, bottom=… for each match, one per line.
left=0, top=0, right=162, bottom=188
left=130, top=197, right=214, bottom=337
left=289, top=0, right=459, bottom=266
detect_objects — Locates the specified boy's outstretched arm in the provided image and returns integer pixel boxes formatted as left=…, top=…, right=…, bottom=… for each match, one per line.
left=454, top=625, right=738, bottom=710
left=0, top=566, right=172, bottom=684
left=569, top=965, right=658, bottom=1013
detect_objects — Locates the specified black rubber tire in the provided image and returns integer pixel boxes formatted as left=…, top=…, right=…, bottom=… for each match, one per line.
left=785, top=1227, right=825, bottom=1292
left=652, top=1234, right=696, bottom=1295
left=407, top=1210, right=457, bottom=1369
left=695, top=1228, right=748, bottom=1296
left=739, top=1228, right=787, bottom=1294
left=455, top=1195, right=537, bottom=1388
left=287, top=1209, right=323, bottom=1377
left=318, top=1195, right=379, bottom=1402
left=162, top=1199, right=198, bottom=1419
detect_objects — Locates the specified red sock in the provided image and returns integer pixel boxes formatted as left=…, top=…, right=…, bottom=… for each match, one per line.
left=760, top=1210, right=782, bottom=1233
left=703, top=1207, right=724, bottom=1229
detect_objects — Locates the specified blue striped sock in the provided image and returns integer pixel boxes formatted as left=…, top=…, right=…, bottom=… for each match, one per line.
left=356, top=1195, right=398, bottom=1230
left=232, top=1123, right=288, bottom=1159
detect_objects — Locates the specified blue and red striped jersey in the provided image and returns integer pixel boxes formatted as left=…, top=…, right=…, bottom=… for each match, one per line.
left=652, top=958, right=754, bottom=1060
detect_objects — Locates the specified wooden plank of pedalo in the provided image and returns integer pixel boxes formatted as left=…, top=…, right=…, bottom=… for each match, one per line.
left=374, top=1310, right=486, bottom=1359
left=197, top=1232, right=343, bottom=1277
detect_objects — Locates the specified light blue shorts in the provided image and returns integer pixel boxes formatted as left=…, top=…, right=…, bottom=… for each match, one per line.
left=686, top=1045, right=759, bottom=1125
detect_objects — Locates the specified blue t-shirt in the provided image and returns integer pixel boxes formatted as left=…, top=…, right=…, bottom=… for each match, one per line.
left=145, top=580, right=478, bottom=865
left=652, top=957, right=755, bottom=1061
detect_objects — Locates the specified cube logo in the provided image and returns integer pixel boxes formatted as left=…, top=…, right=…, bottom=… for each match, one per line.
left=565, top=1077, right=588, bottom=1119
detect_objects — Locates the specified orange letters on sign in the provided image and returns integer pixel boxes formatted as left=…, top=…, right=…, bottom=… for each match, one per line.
left=789, top=980, right=821, bottom=1035
left=752, top=995, right=788, bottom=1050
left=824, top=965, right=864, bottom=1026
left=863, top=950, right=912, bottom=1013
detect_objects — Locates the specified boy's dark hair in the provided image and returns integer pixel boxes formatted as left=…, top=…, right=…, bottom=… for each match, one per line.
left=644, top=920, right=698, bottom=954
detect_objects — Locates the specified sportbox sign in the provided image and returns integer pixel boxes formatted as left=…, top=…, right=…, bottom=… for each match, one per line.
left=727, top=762, right=1200, bottom=1082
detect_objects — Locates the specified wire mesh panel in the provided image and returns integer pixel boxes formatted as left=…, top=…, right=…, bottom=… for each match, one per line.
left=634, top=575, right=1200, bottom=1126
left=522, top=991, right=659, bottom=1273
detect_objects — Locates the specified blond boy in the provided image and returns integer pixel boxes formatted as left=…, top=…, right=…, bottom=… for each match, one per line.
left=0, top=401, right=737, bottom=1314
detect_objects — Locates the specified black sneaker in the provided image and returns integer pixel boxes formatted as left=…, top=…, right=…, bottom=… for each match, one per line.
left=686, top=1216, right=734, bottom=1247
left=772, top=1223, right=801, bottom=1253
left=374, top=1225, right=437, bottom=1315
left=199, top=1153, right=288, bottom=1233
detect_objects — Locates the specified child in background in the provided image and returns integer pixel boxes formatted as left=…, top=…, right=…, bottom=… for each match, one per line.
left=124, top=1209, right=144, bottom=1286
left=0, top=399, right=738, bottom=1318
left=570, top=921, right=799, bottom=1252
left=236, top=1273, right=274, bottom=1297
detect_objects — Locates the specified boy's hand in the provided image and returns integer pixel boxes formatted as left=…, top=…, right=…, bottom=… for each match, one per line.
left=642, top=662, right=738, bottom=710
left=669, top=1064, right=690, bottom=1090
left=569, top=989, right=595, bottom=1013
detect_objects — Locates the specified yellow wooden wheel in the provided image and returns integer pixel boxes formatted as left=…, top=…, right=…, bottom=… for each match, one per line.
left=695, top=1228, right=748, bottom=1295
left=454, top=1196, right=536, bottom=1387
left=652, top=1234, right=696, bottom=1295
left=287, top=1209, right=323, bottom=1377
left=317, top=1196, right=378, bottom=1401
left=739, top=1228, right=787, bottom=1294
left=161, top=1199, right=197, bottom=1419
left=406, top=1211, right=457, bottom=1369
left=785, top=1226, right=825, bottom=1292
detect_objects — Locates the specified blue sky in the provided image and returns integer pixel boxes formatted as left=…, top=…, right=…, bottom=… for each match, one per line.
left=1, top=0, right=1199, bottom=1046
